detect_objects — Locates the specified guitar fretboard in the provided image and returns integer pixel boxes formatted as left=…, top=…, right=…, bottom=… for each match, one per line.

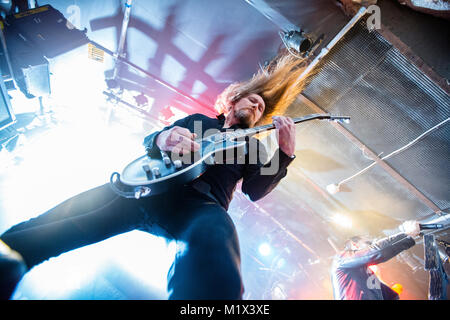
left=232, top=113, right=339, bottom=139
left=199, top=113, right=349, bottom=142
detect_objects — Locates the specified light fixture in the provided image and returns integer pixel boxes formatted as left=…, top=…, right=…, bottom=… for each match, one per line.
left=326, top=183, right=341, bottom=195
left=282, top=30, right=313, bottom=54
left=258, top=243, right=272, bottom=256
left=331, top=213, right=353, bottom=229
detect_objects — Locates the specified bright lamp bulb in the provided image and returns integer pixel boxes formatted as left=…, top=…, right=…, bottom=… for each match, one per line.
left=258, top=243, right=272, bottom=256
left=331, top=214, right=353, bottom=228
left=326, top=183, right=341, bottom=194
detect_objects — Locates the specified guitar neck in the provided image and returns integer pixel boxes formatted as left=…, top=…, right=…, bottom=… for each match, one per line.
left=199, top=113, right=350, bottom=143
left=234, top=113, right=336, bottom=138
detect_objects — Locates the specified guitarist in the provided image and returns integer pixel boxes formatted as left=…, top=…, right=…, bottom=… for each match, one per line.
left=0, top=53, right=310, bottom=299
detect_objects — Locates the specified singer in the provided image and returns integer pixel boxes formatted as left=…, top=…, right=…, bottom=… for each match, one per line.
left=331, top=220, right=420, bottom=300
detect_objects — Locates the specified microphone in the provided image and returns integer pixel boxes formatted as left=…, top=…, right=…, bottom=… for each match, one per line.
left=419, top=223, right=444, bottom=230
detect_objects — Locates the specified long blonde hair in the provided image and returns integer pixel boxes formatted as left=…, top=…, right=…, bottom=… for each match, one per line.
left=214, top=52, right=314, bottom=125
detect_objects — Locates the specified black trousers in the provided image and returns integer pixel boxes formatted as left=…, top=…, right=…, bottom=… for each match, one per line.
left=0, top=183, right=243, bottom=299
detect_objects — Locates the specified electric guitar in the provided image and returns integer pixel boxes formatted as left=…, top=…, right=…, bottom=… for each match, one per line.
left=110, top=113, right=350, bottom=199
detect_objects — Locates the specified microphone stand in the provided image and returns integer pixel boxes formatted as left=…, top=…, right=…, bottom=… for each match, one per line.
left=424, top=234, right=449, bottom=300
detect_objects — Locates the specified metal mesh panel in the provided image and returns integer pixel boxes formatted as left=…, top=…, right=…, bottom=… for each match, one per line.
left=302, top=19, right=392, bottom=109
left=297, top=15, right=449, bottom=215
left=289, top=111, right=433, bottom=222
left=303, top=19, right=449, bottom=151
left=385, top=123, right=450, bottom=211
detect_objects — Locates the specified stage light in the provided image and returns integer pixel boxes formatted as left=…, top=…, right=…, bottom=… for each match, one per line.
left=368, top=264, right=378, bottom=274
left=271, top=284, right=287, bottom=300
left=281, top=30, right=313, bottom=54
left=331, top=214, right=352, bottom=229
left=391, top=283, right=403, bottom=295
left=258, top=243, right=272, bottom=257
left=326, top=183, right=341, bottom=195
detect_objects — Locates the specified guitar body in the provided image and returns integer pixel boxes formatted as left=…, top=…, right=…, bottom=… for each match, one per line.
left=111, top=135, right=247, bottom=198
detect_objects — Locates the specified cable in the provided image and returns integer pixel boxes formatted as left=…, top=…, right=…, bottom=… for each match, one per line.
left=331, top=117, right=450, bottom=189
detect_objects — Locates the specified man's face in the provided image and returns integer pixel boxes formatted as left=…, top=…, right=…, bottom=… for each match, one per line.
left=231, top=93, right=265, bottom=128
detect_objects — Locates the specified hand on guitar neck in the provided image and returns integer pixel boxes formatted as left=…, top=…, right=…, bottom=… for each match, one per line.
left=156, top=116, right=297, bottom=158
left=272, top=116, right=296, bottom=157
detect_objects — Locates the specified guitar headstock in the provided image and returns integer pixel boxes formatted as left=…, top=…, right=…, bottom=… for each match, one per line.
left=223, top=113, right=352, bottom=139
left=292, top=114, right=351, bottom=125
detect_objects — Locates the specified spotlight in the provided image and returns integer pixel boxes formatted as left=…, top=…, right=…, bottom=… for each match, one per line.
left=282, top=30, right=313, bottom=54
left=368, top=264, right=378, bottom=274
left=331, top=214, right=353, bottom=229
left=258, top=243, right=272, bottom=257
left=326, top=183, right=341, bottom=194
left=391, top=283, right=403, bottom=295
